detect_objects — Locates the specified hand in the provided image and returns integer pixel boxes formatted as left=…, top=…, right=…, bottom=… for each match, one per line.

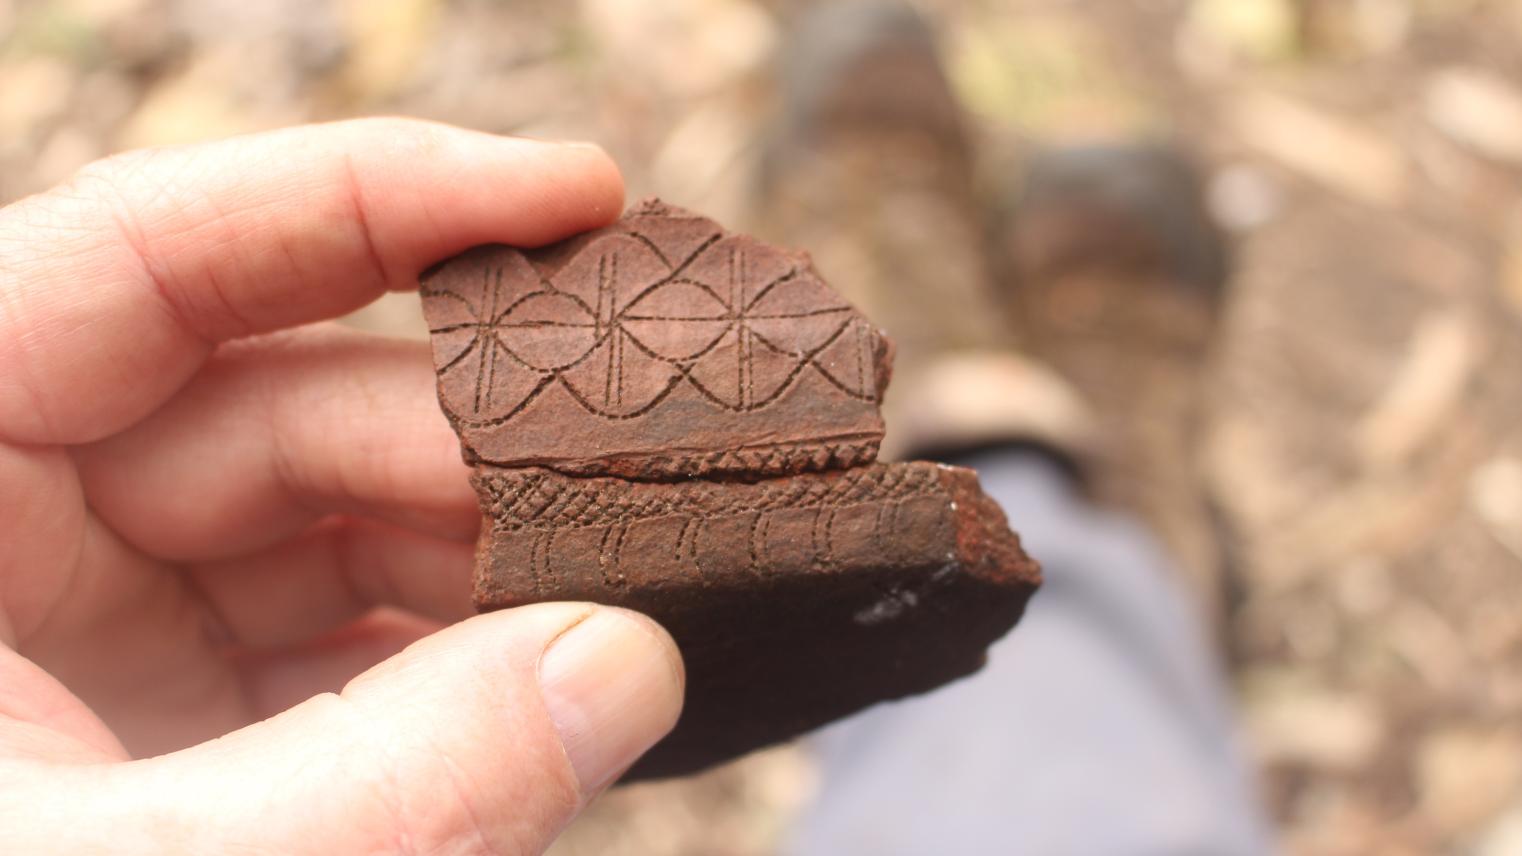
left=0, top=119, right=683, bottom=853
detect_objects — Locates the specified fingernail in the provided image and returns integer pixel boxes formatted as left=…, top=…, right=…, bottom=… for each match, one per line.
left=538, top=609, right=684, bottom=793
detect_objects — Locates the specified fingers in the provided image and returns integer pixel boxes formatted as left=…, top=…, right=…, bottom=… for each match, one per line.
left=73, top=326, right=479, bottom=561
left=0, top=118, right=624, bottom=445
left=3, top=604, right=684, bottom=856
left=0, top=647, right=125, bottom=763
left=189, top=517, right=475, bottom=649
left=234, top=608, right=446, bottom=718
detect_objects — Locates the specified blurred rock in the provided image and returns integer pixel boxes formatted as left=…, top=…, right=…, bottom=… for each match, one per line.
left=60, top=0, right=147, bottom=26
left=650, top=97, right=758, bottom=225
left=1425, top=68, right=1522, bottom=165
left=1224, top=90, right=1409, bottom=206
left=404, top=12, right=576, bottom=134
left=1478, top=803, right=1522, bottom=856
left=1503, top=206, right=1522, bottom=319
left=0, top=56, right=75, bottom=142
left=1418, top=727, right=1522, bottom=836
left=1470, top=456, right=1522, bottom=535
left=1355, top=309, right=1479, bottom=471
left=1188, top=0, right=1297, bottom=59
left=1333, top=558, right=1394, bottom=618
left=549, top=745, right=813, bottom=856
left=1389, top=600, right=1471, bottom=693
left=1244, top=670, right=1385, bottom=770
left=338, top=0, right=439, bottom=103
left=339, top=293, right=429, bottom=341
left=73, top=70, right=136, bottom=135
left=1207, top=162, right=1283, bottom=231
left=32, top=124, right=101, bottom=189
left=1176, top=0, right=1295, bottom=79
left=950, top=13, right=1155, bottom=137
left=580, top=0, right=775, bottom=98
left=1298, top=0, right=1413, bottom=57
left=116, top=51, right=265, bottom=148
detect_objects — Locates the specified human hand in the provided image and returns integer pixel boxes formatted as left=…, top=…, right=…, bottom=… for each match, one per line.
left=0, top=119, right=683, bottom=854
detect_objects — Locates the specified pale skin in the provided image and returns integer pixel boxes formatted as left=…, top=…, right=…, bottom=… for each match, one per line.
left=0, top=119, right=685, bottom=854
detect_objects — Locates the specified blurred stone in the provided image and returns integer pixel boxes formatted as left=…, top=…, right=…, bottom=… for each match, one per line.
left=1469, top=455, right=1522, bottom=560
left=1334, top=558, right=1394, bottom=618
left=1225, top=90, right=1409, bottom=206
left=1283, top=597, right=1340, bottom=660
left=651, top=97, right=758, bottom=226
left=1176, top=0, right=1296, bottom=78
left=1299, top=0, right=1413, bottom=57
left=551, top=745, right=813, bottom=856
left=73, top=70, right=137, bottom=134
left=1351, top=0, right=1412, bottom=53
left=1282, top=783, right=1388, bottom=856
left=1479, top=806, right=1522, bottom=856
left=60, top=0, right=147, bottom=26
left=409, top=48, right=576, bottom=134
left=1425, top=68, right=1522, bottom=164
left=1206, top=411, right=1319, bottom=536
left=32, top=125, right=101, bottom=190
left=116, top=50, right=291, bottom=149
left=338, top=0, right=439, bottom=102
left=1207, top=162, right=1283, bottom=231
left=1373, top=222, right=1485, bottom=298
left=1471, top=456, right=1522, bottom=533
left=1244, top=670, right=1385, bottom=770
left=3, top=2, right=101, bottom=61
left=339, top=292, right=429, bottom=340
left=1389, top=600, right=1470, bottom=692
left=1355, top=309, right=1479, bottom=470
left=174, top=0, right=343, bottom=68
left=1502, top=207, right=1522, bottom=319
left=0, top=56, right=75, bottom=140
left=580, top=0, right=776, bottom=97
left=951, top=14, right=1154, bottom=137
left=1418, top=727, right=1522, bottom=835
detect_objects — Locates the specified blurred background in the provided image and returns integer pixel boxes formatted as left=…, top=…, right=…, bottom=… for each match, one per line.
left=4, top=0, right=1522, bottom=853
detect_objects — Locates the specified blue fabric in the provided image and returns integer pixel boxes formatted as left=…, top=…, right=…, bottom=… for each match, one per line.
left=786, top=449, right=1275, bottom=855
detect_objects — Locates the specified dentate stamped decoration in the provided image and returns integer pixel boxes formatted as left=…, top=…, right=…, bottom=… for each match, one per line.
left=421, top=200, right=1039, bottom=781
left=421, top=198, right=891, bottom=478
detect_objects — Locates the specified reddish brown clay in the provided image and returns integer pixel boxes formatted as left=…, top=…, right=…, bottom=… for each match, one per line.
left=420, top=199, right=1040, bottom=780
left=421, top=198, right=892, bottom=479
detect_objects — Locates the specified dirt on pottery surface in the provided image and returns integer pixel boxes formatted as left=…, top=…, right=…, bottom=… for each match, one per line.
left=6, top=1, right=1522, bottom=853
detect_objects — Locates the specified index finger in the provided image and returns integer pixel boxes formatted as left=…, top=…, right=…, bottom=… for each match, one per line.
left=0, top=118, right=624, bottom=445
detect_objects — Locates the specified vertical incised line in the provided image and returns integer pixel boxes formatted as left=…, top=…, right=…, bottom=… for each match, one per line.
left=602, top=253, right=615, bottom=407
left=855, top=321, right=867, bottom=399
left=612, top=252, right=624, bottom=408
left=594, top=254, right=605, bottom=340
left=473, top=266, right=498, bottom=413
left=482, top=267, right=503, bottom=408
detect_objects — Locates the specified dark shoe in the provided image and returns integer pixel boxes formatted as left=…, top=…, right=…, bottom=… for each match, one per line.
left=993, top=143, right=1232, bottom=606
left=755, top=0, right=1095, bottom=463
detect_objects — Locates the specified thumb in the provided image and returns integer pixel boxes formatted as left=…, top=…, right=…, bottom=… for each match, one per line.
left=15, top=603, right=683, bottom=855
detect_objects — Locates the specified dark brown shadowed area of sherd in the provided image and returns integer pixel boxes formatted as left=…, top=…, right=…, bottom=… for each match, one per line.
left=420, top=199, right=1040, bottom=780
